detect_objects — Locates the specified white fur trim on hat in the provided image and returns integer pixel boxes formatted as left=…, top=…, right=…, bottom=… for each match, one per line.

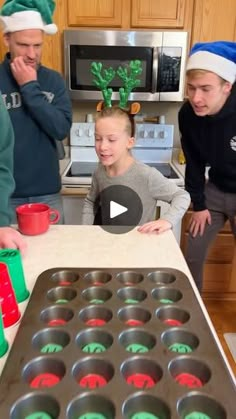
left=186, top=50, right=236, bottom=83
left=0, top=10, right=57, bottom=35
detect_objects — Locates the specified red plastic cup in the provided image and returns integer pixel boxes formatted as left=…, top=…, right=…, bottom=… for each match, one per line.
left=0, top=263, right=21, bottom=328
left=0, top=306, right=8, bottom=357
left=16, top=203, right=60, bottom=235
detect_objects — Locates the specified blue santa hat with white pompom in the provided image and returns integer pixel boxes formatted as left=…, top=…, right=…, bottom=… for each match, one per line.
left=186, top=41, right=236, bottom=84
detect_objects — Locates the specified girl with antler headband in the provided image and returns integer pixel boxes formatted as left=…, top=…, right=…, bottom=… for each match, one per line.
left=82, top=61, right=190, bottom=233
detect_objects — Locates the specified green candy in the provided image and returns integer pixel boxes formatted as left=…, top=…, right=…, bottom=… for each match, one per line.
left=55, top=299, right=68, bottom=304
left=126, top=343, right=149, bottom=353
left=124, top=298, right=139, bottom=304
left=185, top=413, right=211, bottom=419
left=78, top=414, right=106, bottom=419
left=159, top=298, right=173, bottom=304
left=82, top=342, right=106, bottom=353
left=25, top=412, right=52, bottom=419
left=90, top=299, right=104, bottom=304
left=131, top=413, right=159, bottom=419
left=169, top=342, right=192, bottom=353
left=41, top=343, right=63, bottom=353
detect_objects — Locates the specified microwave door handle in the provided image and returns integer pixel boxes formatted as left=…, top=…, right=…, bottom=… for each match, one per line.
left=152, top=47, right=158, bottom=93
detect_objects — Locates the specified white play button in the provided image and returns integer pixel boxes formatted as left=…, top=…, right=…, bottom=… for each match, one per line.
left=97, top=185, right=143, bottom=234
left=110, top=200, right=128, bottom=219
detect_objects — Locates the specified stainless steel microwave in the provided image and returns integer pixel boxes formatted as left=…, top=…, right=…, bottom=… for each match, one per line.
left=64, top=29, right=188, bottom=102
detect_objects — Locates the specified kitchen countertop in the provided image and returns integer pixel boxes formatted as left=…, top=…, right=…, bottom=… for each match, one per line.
left=171, top=148, right=186, bottom=179
left=1, top=225, right=235, bottom=385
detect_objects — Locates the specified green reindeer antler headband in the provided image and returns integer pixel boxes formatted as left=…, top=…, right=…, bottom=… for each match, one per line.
left=91, top=60, right=142, bottom=111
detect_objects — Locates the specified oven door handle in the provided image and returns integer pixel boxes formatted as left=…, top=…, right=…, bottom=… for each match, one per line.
left=152, top=47, right=158, bottom=94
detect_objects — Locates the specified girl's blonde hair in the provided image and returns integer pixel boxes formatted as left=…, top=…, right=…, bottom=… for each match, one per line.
left=96, top=105, right=136, bottom=137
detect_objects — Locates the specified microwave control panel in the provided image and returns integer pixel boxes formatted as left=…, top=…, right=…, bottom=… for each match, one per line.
left=70, top=122, right=174, bottom=148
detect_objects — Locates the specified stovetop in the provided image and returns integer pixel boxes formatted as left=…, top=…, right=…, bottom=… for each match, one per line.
left=62, top=122, right=184, bottom=186
left=66, top=161, right=180, bottom=179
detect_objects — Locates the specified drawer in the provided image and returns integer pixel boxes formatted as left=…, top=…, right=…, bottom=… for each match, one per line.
left=203, top=264, right=232, bottom=292
left=206, top=234, right=235, bottom=263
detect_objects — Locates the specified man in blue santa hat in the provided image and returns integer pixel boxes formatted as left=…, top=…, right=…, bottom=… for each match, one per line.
left=178, top=41, right=236, bottom=292
left=0, top=0, right=72, bottom=224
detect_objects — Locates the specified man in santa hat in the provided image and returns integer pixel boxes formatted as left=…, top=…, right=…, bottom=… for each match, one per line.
left=179, top=41, right=236, bottom=292
left=0, top=0, right=72, bottom=224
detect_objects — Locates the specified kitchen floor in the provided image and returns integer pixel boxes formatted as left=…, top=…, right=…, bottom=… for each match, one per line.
left=203, top=298, right=236, bottom=376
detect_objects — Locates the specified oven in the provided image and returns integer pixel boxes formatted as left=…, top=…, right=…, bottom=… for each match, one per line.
left=62, top=122, right=184, bottom=187
left=61, top=122, right=185, bottom=242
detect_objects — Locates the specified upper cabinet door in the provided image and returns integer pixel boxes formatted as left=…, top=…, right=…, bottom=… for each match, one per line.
left=131, top=0, right=189, bottom=28
left=191, top=0, right=236, bottom=44
left=67, top=0, right=123, bottom=27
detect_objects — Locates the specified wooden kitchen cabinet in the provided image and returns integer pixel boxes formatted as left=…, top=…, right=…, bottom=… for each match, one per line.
left=181, top=211, right=236, bottom=300
left=0, top=0, right=67, bottom=73
left=191, top=0, right=236, bottom=45
left=131, top=0, right=193, bottom=29
left=67, top=0, right=125, bottom=27
left=67, top=0, right=194, bottom=31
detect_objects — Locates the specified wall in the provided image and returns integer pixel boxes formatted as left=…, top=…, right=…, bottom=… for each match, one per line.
left=71, top=101, right=183, bottom=147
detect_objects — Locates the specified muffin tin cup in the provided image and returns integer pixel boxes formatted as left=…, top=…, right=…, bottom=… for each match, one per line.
left=10, top=393, right=60, bottom=419
left=47, top=287, right=77, bottom=304
left=67, top=394, right=116, bottom=419
left=22, top=357, right=66, bottom=389
left=0, top=267, right=235, bottom=418
left=152, top=287, right=183, bottom=304
left=177, top=392, right=227, bottom=419
left=50, top=270, right=79, bottom=286
left=84, top=270, right=112, bottom=286
left=76, top=329, right=113, bottom=353
left=72, top=358, right=114, bottom=388
left=32, top=328, right=71, bottom=354
left=169, top=357, right=211, bottom=389
left=123, top=393, right=171, bottom=418
left=121, top=357, right=163, bottom=389
left=117, top=287, right=147, bottom=304
left=119, top=329, right=156, bottom=353
left=40, top=306, right=74, bottom=326
left=82, top=287, right=112, bottom=304
left=161, top=328, right=199, bottom=354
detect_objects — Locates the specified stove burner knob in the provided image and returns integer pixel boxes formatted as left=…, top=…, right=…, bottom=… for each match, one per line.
left=160, top=130, right=168, bottom=139
left=77, top=128, right=83, bottom=137
left=153, top=130, right=159, bottom=139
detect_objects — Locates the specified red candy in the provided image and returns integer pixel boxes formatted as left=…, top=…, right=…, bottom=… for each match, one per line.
left=175, top=372, right=203, bottom=388
left=79, top=373, right=107, bottom=388
left=48, top=318, right=66, bottom=326
left=86, top=318, right=106, bottom=326
left=30, top=372, right=60, bottom=389
left=126, top=373, right=156, bottom=389
left=125, top=319, right=144, bottom=326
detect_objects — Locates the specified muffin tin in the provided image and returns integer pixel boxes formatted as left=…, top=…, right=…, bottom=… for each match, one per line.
left=0, top=267, right=235, bottom=418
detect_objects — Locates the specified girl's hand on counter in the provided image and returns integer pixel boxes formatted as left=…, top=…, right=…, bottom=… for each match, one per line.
left=138, top=219, right=172, bottom=234
left=0, top=227, right=27, bottom=255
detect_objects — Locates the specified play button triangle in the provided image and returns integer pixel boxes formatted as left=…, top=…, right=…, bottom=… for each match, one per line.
left=110, top=200, right=128, bottom=219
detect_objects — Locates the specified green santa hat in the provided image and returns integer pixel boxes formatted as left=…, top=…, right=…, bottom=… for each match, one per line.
left=0, top=0, right=58, bottom=35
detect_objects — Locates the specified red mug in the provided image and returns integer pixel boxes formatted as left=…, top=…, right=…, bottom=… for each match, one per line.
left=16, top=203, right=60, bottom=236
